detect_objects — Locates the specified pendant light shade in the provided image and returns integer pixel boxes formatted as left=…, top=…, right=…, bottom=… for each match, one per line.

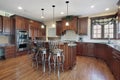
left=52, top=5, right=55, bottom=28
left=41, top=8, right=45, bottom=28
left=117, top=0, right=120, bottom=8
left=65, top=1, right=69, bottom=26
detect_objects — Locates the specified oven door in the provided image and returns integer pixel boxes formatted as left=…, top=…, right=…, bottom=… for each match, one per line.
left=18, top=43, right=28, bottom=51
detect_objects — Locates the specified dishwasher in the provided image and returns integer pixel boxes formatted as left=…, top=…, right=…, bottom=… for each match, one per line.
left=0, top=48, right=5, bottom=60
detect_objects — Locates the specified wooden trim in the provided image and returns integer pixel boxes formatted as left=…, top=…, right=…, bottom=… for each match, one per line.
left=90, top=14, right=116, bottom=20
left=91, top=15, right=117, bottom=39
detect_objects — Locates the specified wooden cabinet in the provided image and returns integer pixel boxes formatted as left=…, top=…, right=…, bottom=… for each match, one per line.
left=12, top=15, right=29, bottom=31
left=62, top=16, right=78, bottom=33
left=110, top=50, right=120, bottom=80
left=5, top=45, right=16, bottom=58
left=3, top=16, right=11, bottom=34
left=94, top=44, right=108, bottom=61
left=78, top=17, right=88, bottom=35
left=60, top=43, right=76, bottom=70
left=76, top=42, right=83, bottom=55
left=29, top=21, right=45, bottom=40
left=56, top=21, right=62, bottom=36
left=82, top=43, right=95, bottom=57
left=0, top=16, right=2, bottom=32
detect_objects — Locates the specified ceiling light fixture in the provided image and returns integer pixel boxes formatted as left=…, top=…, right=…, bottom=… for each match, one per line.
left=52, top=5, right=55, bottom=28
left=18, top=6, right=23, bottom=10
left=41, top=8, right=44, bottom=19
left=41, top=8, right=45, bottom=28
left=91, top=5, right=95, bottom=8
left=117, top=0, right=120, bottom=8
left=105, top=8, right=109, bottom=11
left=61, top=12, right=64, bottom=15
left=65, top=1, right=69, bottom=26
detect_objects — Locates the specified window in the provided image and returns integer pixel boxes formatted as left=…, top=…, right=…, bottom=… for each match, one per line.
left=93, top=24, right=102, bottom=38
left=104, top=24, right=114, bottom=38
left=91, top=15, right=116, bottom=39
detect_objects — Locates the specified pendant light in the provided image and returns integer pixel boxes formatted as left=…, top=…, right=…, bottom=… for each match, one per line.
left=65, top=1, right=69, bottom=26
left=41, top=8, right=45, bottom=28
left=52, top=5, right=55, bottom=28
left=117, top=0, right=120, bottom=8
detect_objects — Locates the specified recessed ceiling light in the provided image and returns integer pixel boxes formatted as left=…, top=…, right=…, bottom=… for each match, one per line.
left=18, top=6, right=23, bottom=10
left=60, top=12, right=64, bottom=15
left=90, top=5, right=95, bottom=8
left=41, top=16, right=44, bottom=18
left=105, top=8, right=109, bottom=11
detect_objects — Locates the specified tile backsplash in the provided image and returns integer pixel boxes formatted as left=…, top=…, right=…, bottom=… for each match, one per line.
left=61, top=30, right=79, bottom=41
left=0, top=36, right=9, bottom=44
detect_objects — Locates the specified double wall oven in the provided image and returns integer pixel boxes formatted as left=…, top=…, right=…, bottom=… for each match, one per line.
left=16, top=30, right=28, bottom=51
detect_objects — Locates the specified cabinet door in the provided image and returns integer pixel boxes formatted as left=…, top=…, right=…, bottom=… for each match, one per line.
left=24, top=18, right=29, bottom=31
left=110, top=58, right=120, bottom=80
left=3, top=16, right=11, bottom=34
left=56, top=21, right=62, bottom=36
left=78, top=17, right=88, bottom=35
left=16, top=16, right=25, bottom=30
left=5, top=46, right=16, bottom=58
left=71, top=17, right=77, bottom=32
left=82, top=43, right=88, bottom=56
left=94, top=44, right=107, bottom=61
left=61, top=16, right=78, bottom=33
left=29, top=24, right=34, bottom=40
left=0, top=16, right=2, bottom=32
left=86, top=43, right=95, bottom=57
left=41, top=27, right=46, bottom=36
left=76, top=43, right=83, bottom=55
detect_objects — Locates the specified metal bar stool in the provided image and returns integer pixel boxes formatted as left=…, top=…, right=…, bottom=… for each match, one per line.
left=48, top=41, right=64, bottom=79
left=36, top=40, right=47, bottom=72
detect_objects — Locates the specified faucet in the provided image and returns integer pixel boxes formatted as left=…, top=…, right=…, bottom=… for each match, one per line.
left=107, top=35, right=111, bottom=44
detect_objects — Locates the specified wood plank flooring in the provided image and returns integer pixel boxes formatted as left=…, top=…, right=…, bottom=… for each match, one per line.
left=0, top=55, right=115, bottom=80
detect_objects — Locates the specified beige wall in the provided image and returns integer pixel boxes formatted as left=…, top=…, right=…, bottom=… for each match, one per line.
left=0, top=36, right=9, bottom=44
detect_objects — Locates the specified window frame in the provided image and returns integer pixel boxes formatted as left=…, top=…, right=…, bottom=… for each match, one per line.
left=91, top=15, right=117, bottom=40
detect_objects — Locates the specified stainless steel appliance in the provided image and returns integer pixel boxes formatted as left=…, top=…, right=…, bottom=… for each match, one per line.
left=16, top=30, right=28, bottom=51
left=0, top=48, right=5, bottom=60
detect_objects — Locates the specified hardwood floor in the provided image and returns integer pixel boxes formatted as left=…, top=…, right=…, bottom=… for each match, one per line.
left=0, top=55, right=115, bottom=80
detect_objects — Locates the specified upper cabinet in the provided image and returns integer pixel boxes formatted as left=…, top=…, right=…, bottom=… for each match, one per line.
left=56, top=21, right=62, bottom=36
left=14, top=16, right=28, bottom=30
left=3, top=16, right=11, bottom=34
left=29, top=21, right=46, bottom=40
left=56, top=16, right=88, bottom=35
left=62, top=16, right=78, bottom=33
left=78, top=17, right=88, bottom=35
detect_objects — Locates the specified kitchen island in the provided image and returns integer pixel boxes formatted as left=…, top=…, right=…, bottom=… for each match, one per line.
left=58, top=42, right=77, bottom=70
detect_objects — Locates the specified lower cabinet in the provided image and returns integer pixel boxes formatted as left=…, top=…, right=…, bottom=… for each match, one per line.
left=77, top=42, right=95, bottom=57
left=76, top=42, right=83, bottom=55
left=77, top=42, right=120, bottom=80
left=5, top=45, right=16, bottom=58
left=110, top=49, right=120, bottom=80
left=82, top=43, right=95, bottom=57
left=94, top=44, right=108, bottom=61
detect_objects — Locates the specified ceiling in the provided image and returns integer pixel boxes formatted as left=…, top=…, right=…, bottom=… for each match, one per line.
left=0, top=0, right=118, bottom=22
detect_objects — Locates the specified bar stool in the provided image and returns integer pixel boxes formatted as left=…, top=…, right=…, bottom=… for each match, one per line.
left=48, top=41, right=64, bottom=79
left=36, top=40, right=47, bottom=72
left=27, top=40, right=38, bottom=68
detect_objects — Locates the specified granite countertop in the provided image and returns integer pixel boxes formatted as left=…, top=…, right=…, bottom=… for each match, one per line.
left=0, top=44, right=15, bottom=48
left=107, top=44, right=120, bottom=52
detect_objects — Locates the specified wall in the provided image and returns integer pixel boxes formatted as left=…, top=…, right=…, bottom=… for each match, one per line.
left=0, top=36, right=9, bottom=44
